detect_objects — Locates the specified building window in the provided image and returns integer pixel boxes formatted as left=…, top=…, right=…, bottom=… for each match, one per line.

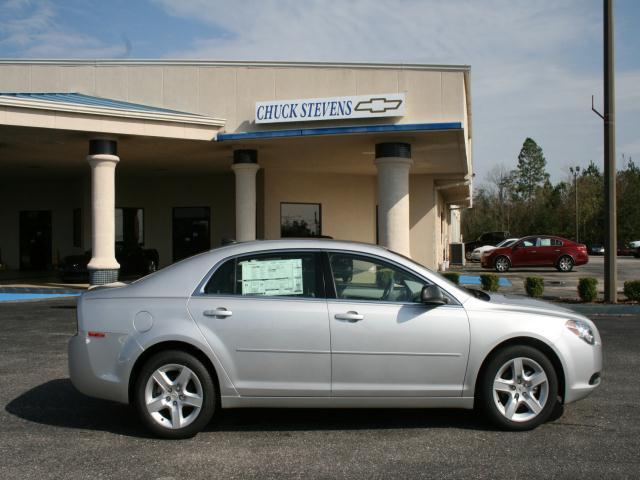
left=73, top=208, right=82, bottom=248
left=115, top=207, right=144, bottom=245
left=280, top=203, right=321, bottom=238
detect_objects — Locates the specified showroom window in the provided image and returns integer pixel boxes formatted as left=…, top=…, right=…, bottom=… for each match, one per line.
left=280, top=203, right=321, bottom=237
left=205, top=252, right=322, bottom=298
left=115, top=207, right=144, bottom=245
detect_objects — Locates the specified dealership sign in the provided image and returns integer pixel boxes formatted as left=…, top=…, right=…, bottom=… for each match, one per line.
left=255, top=93, right=405, bottom=124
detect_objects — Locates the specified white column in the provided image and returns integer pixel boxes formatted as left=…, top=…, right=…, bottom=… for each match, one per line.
left=87, top=139, right=120, bottom=285
left=375, top=143, right=413, bottom=257
left=231, top=150, right=260, bottom=242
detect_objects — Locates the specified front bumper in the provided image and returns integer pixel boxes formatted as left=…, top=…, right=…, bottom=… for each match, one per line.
left=68, top=331, right=142, bottom=404
left=557, top=329, right=603, bottom=404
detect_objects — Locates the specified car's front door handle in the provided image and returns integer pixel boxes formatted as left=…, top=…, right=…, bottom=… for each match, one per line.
left=203, top=308, right=233, bottom=318
left=334, top=311, right=364, bottom=322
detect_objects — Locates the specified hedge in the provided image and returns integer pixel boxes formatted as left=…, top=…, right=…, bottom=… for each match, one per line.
left=624, top=280, right=640, bottom=302
left=442, top=272, right=460, bottom=285
left=524, top=277, right=544, bottom=298
left=480, top=274, right=500, bottom=292
left=578, top=278, right=598, bottom=302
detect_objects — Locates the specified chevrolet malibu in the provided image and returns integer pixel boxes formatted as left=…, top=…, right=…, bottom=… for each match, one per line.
left=69, top=239, right=602, bottom=439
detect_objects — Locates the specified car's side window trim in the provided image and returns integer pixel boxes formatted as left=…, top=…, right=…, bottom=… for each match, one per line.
left=193, top=248, right=326, bottom=299
left=323, top=249, right=461, bottom=307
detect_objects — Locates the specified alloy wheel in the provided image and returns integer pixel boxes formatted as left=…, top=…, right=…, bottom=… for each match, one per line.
left=492, top=357, right=549, bottom=422
left=558, top=256, right=573, bottom=272
left=144, top=363, right=204, bottom=429
left=495, top=257, right=509, bottom=272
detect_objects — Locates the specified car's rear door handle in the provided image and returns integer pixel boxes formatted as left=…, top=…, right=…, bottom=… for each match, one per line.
left=203, top=308, right=233, bottom=318
left=334, top=311, right=364, bottom=322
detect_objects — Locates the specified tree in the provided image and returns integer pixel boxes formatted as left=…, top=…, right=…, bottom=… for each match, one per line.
left=512, top=138, right=550, bottom=201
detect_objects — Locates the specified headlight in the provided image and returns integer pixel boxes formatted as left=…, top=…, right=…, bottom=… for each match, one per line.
left=565, top=319, right=595, bottom=345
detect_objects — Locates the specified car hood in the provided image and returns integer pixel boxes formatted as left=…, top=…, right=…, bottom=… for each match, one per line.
left=466, top=293, right=589, bottom=322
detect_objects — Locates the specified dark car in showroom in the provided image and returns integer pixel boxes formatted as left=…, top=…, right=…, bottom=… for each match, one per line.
left=481, top=235, right=588, bottom=272
left=59, top=241, right=159, bottom=282
left=464, top=231, right=510, bottom=260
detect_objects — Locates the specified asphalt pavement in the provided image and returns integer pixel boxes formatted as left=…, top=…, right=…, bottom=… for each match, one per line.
left=455, top=255, right=640, bottom=300
left=1, top=298, right=639, bottom=479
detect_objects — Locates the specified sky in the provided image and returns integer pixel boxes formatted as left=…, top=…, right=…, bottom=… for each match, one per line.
left=1, top=0, right=638, bottom=185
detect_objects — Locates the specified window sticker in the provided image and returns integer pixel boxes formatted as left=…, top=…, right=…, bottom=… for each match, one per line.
left=241, top=258, right=304, bottom=296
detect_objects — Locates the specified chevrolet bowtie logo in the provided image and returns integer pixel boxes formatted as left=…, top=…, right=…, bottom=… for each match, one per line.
left=355, top=97, right=403, bottom=113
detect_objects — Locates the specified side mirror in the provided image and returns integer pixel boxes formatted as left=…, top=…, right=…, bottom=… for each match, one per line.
left=421, top=285, right=448, bottom=305
left=512, top=244, right=520, bottom=250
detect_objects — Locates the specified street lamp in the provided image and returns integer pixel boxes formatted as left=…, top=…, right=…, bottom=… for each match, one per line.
left=570, top=166, right=581, bottom=242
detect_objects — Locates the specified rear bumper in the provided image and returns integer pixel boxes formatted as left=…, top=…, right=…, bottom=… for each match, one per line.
left=68, top=332, right=142, bottom=404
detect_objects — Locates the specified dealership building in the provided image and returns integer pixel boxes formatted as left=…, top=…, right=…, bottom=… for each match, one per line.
left=0, top=60, right=472, bottom=284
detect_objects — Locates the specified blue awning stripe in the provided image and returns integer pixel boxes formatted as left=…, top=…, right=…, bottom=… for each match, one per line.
left=0, top=92, right=202, bottom=116
left=217, top=122, right=462, bottom=141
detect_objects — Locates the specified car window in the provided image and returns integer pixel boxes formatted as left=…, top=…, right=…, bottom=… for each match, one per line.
left=520, top=238, right=535, bottom=247
left=204, top=252, right=322, bottom=298
left=551, top=238, right=563, bottom=246
left=537, top=238, right=552, bottom=247
left=329, top=253, right=429, bottom=303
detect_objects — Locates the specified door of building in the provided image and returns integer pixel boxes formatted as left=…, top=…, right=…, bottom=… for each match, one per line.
left=172, top=207, right=210, bottom=262
left=19, top=210, right=52, bottom=270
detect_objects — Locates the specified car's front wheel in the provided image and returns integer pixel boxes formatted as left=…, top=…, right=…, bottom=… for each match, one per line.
left=479, top=345, right=559, bottom=430
left=134, top=350, right=216, bottom=439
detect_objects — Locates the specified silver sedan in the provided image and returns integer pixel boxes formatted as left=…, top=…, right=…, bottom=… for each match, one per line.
left=68, top=239, right=602, bottom=438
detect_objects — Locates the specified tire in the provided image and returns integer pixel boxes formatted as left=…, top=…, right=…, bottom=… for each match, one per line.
left=556, top=255, right=574, bottom=272
left=134, top=350, right=216, bottom=439
left=494, top=256, right=510, bottom=272
left=478, top=345, right=559, bottom=431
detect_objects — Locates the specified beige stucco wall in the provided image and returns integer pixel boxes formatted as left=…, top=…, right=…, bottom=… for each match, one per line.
left=263, top=170, right=377, bottom=244
left=409, top=175, right=437, bottom=268
left=0, top=61, right=469, bottom=134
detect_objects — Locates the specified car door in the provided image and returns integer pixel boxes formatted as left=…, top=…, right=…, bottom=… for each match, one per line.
left=535, top=237, right=557, bottom=266
left=510, top=237, right=541, bottom=267
left=325, top=251, right=470, bottom=397
left=188, top=250, right=331, bottom=397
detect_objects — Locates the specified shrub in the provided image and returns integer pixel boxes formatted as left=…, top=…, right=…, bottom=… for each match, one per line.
left=480, top=274, right=500, bottom=292
left=442, top=272, right=460, bottom=285
left=525, top=277, right=544, bottom=298
left=578, top=278, right=598, bottom=302
left=623, top=280, right=640, bottom=302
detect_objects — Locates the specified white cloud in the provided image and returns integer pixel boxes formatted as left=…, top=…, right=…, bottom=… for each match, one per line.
left=0, top=0, right=128, bottom=58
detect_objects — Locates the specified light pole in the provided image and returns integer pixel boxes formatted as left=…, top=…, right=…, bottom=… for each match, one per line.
left=570, top=166, right=581, bottom=242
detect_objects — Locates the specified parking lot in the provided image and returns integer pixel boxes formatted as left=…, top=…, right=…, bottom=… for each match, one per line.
left=0, top=298, right=639, bottom=479
left=456, top=255, right=640, bottom=300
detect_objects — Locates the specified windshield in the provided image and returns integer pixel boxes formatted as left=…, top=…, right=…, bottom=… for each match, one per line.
left=497, top=238, right=518, bottom=248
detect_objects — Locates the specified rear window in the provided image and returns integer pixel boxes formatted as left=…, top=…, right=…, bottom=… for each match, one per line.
left=204, top=251, right=322, bottom=298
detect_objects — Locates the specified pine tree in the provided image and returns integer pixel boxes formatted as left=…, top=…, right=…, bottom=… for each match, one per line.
left=513, top=138, right=550, bottom=201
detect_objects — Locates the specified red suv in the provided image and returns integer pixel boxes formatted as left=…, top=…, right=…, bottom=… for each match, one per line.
left=481, top=235, right=589, bottom=272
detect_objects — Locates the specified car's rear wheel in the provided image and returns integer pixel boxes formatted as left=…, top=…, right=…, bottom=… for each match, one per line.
left=494, top=256, right=510, bottom=272
left=479, top=345, right=559, bottom=430
left=557, top=255, right=574, bottom=272
left=134, top=350, right=216, bottom=439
